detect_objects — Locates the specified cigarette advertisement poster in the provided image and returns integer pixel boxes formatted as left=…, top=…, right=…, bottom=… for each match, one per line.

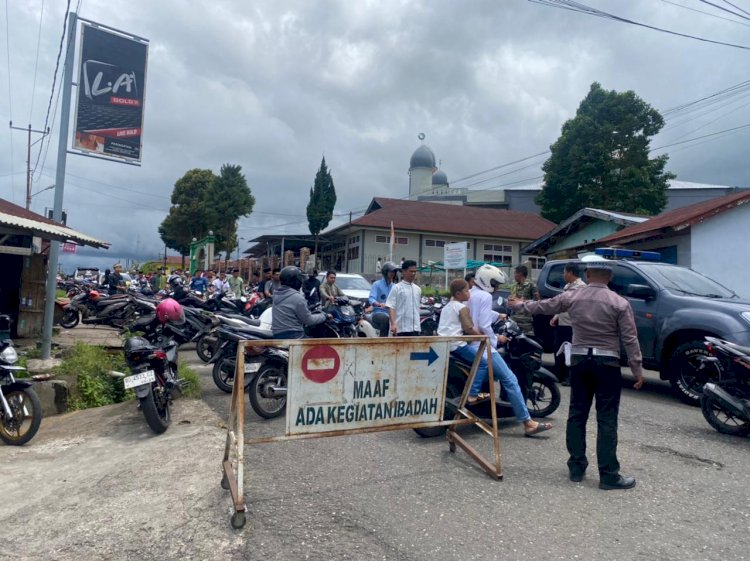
left=73, top=23, right=148, bottom=162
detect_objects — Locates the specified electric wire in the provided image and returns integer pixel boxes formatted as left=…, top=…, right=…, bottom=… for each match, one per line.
left=697, top=0, right=750, bottom=21
left=31, top=0, right=71, bottom=181
left=4, top=0, right=15, bottom=199
left=28, top=0, right=46, bottom=122
left=722, top=0, right=750, bottom=17
left=651, top=121, right=750, bottom=151
left=660, top=0, right=750, bottom=26
left=528, top=0, right=750, bottom=50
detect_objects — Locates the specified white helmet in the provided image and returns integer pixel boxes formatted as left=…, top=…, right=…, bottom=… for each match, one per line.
left=474, top=264, right=508, bottom=293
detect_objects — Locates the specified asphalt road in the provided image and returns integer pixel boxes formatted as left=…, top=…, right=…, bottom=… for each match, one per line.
left=187, top=349, right=750, bottom=561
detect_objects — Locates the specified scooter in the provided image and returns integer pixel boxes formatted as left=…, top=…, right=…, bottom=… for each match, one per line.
left=0, top=336, right=42, bottom=445
left=413, top=317, right=560, bottom=438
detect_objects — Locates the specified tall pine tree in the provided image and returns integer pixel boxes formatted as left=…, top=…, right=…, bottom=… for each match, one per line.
left=306, top=157, right=337, bottom=259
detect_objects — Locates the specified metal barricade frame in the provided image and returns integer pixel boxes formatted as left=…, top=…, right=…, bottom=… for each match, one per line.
left=220, top=335, right=501, bottom=530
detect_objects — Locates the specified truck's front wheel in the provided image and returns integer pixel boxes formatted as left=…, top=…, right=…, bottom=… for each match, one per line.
left=668, top=340, right=713, bottom=406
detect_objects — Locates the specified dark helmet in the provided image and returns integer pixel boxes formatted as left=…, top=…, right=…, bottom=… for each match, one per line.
left=381, top=261, right=399, bottom=279
left=280, top=266, right=305, bottom=291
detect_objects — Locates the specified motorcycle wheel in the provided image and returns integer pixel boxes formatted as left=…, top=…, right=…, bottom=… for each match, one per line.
left=140, top=385, right=171, bottom=434
left=526, top=376, right=561, bottom=418
left=59, top=309, right=80, bottom=329
left=0, top=388, right=43, bottom=445
left=248, top=364, right=287, bottom=419
left=669, top=341, right=714, bottom=406
left=701, top=383, right=750, bottom=437
left=212, top=357, right=235, bottom=394
left=413, top=381, right=462, bottom=438
left=196, top=334, right=218, bottom=363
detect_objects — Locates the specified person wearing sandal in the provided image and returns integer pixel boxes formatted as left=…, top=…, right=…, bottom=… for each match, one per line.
left=509, top=256, right=644, bottom=490
left=439, top=276, right=553, bottom=437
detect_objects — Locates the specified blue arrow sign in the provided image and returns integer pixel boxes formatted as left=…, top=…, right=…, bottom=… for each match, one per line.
left=410, top=347, right=439, bottom=366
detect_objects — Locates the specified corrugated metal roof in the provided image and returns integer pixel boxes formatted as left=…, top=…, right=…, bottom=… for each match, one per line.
left=598, top=190, right=750, bottom=245
left=0, top=198, right=109, bottom=249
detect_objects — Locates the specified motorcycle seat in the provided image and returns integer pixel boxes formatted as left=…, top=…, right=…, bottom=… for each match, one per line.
left=419, top=307, right=433, bottom=317
left=235, top=325, right=274, bottom=339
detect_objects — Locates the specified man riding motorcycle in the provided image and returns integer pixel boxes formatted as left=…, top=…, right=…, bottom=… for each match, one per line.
left=369, top=261, right=398, bottom=337
left=272, top=266, right=330, bottom=339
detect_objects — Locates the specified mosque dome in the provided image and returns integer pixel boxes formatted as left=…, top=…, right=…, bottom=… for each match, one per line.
left=410, top=145, right=436, bottom=169
left=432, top=169, right=448, bottom=185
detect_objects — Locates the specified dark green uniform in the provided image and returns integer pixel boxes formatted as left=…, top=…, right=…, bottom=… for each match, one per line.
left=511, top=279, right=539, bottom=336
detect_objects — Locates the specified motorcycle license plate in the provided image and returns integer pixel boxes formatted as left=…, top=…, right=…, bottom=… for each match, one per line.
left=244, top=363, right=261, bottom=373
left=123, top=370, right=156, bottom=389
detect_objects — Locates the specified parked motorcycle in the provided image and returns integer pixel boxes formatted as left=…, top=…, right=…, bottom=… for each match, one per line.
left=59, top=287, right=136, bottom=329
left=413, top=316, right=560, bottom=438
left=699, top=336, right=750, bottom=437
left=0, top=338, right=42, bottom=445
left=114, top=299, right=185, bottom=434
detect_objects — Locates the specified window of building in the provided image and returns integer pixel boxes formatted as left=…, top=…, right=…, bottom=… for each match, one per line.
left=482, top=242, right=513, bottom=265
left=525, top=256, right=546, bottom=270
left=424, top=239, right=446, bottom=248
left=349, top=235, right=360, bottom=244
left=347, top=246, right=359, bottom=260
left=375, top=235, right=408, bottom=245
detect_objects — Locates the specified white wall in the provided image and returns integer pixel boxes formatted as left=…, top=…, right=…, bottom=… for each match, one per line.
left=691, top=203, right=750, bottom=298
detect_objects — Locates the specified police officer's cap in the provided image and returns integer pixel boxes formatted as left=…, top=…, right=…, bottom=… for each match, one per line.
left=581, top=254, right=613, bottom=271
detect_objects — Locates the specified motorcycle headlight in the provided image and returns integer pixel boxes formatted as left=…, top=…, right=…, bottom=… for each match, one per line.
left=742, top=312, right=750, bottom=327
left=1, top=345, right=18, bottom=364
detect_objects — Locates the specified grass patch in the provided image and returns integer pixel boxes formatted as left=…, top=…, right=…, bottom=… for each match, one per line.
left=177, top=363, right=202, bottom=399
left=59, top=342, right=130, bottom=410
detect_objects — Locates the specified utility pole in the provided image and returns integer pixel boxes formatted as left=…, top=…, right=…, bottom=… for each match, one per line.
left=9, top=122, right=50, bottom=209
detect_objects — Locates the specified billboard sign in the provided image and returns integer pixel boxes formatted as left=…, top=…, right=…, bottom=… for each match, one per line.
left=286, top=339, right=450, bottom=436
left=73, top=23, right=148, bottom=162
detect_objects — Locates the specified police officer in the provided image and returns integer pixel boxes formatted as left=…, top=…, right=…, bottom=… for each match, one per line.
left=508, top=257, right=644, bottom=490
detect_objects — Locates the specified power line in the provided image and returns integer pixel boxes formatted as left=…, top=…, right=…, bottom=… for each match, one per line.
left=722, top=0, right=750, bottom=17
left=32, top=0, right=71, bottom=180
left=651, top=121, right=750, bottom=151
left=4, top=0, right=15, bottom=200
left=697, top=0, right=750, bottom=21
left=660, top=0, right=750, bottom=26
left=28, top=0, right=46, bottom=121
left=528, top=0, right=750, bottom=50
left=450, top=151, right=549, bottom=185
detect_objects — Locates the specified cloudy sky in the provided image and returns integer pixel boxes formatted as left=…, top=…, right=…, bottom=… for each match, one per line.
left=2, top=0, right=750, bottom=272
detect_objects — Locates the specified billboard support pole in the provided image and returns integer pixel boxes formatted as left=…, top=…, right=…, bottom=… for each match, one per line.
left=41, top=11, right=77, bottom=360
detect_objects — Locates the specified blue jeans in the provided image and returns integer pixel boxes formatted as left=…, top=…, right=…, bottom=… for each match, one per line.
left=453, top=344, right=531, bottom=423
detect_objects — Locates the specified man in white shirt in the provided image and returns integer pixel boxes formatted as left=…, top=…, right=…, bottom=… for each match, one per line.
left=386, top=260, right=421, bottom=336
left=465, top=265, right=552, bottom=436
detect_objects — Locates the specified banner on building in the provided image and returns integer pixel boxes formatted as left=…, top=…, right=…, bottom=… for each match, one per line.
left=62, top=242, right=77, bottom=254
left=73, top=22, right=149, bottom=163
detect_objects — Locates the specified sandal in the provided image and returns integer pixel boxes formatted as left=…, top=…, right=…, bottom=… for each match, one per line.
left=466, top=392, right=491, bottom=405
left=524, top=421, right=553, bottom=437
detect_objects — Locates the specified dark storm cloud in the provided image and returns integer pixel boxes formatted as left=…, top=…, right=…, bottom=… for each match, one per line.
left=2, top=0, right=750, bottom=272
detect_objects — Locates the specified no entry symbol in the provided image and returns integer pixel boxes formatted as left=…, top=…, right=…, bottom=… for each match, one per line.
left=301, top=345, right=341, bottom=384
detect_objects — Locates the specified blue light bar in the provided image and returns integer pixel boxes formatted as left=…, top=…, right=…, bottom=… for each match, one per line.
left=594, top=247, right=661, bottom=261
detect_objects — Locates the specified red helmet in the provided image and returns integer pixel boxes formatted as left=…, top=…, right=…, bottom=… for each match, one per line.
left=155, top=298, right=185, bottom=325
left=89, top=290, right=101, bottom=301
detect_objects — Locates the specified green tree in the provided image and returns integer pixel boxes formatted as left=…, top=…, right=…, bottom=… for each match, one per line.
left=306, top=157, right=337, bottom=256
left=159, top=165, right=255, bottom=261
left=205, top=163, right=256, bottom=260
left=159, top=169, right=216, bottom=256
left=537, top=82, right=675, bottom=223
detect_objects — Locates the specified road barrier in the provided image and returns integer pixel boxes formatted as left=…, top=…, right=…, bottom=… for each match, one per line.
left=220, top=335, right=502, bottom=530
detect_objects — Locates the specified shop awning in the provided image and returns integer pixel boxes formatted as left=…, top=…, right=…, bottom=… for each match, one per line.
left=0, top=199, right=109, bottom=249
